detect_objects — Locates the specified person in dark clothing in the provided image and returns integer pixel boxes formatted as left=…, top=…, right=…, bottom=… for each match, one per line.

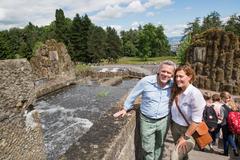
left=220, top=91, right=239, bottom=157
left=203, top=92, right=218, bottom=129
left=202, top=91, right=218, bottom=150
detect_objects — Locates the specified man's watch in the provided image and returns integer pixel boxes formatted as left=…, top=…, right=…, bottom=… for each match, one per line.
left=183, top=134, right=191, bottom=140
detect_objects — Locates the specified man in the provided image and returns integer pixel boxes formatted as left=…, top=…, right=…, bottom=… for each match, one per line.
left=113, top=60, right=176, bottom=160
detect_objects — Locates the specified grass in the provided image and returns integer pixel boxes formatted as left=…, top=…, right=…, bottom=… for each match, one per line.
left=75, top=56, right=179, bottom=71
left=75, top=63, right=92, bottom=71
left=96, top=90, right=110, bottom=98
left=75, top=63, right=93, bottom=76
left=110, top=56, right=179, bottom=65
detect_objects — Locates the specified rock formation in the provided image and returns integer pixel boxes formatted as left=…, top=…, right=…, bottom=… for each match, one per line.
left=0, top=39, right=75, bottom=160
left=30, top=39, right=75, bottom=81
left=186, top=29, right=240, bottom=95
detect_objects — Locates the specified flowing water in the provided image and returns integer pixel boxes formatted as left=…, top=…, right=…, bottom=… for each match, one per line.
left=32, top=79, right=138, bottom=159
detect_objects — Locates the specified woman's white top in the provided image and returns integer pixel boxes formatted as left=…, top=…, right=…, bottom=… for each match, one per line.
left=171, top=84, right=206, bottom=126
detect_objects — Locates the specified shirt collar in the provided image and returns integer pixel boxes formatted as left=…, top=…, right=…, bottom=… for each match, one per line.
left=182, top=84, right=193, bottom=95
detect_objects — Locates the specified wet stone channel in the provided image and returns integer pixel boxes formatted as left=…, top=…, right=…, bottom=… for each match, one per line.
left=33, top=79, right=138, bottom=159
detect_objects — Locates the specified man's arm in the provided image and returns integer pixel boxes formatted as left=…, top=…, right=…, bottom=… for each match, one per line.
left=113, top=108, right=127, bottom=117
left=113, top=78, right=144, bottom=117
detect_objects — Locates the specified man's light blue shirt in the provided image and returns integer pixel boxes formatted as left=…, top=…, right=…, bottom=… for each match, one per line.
left=124, top=75, right=173, bottom=119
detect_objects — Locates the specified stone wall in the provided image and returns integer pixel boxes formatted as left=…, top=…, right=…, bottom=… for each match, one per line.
left=30, top=39, right=76, bottom=97
left=186, top=29, right=240, bottom=94
left=0, top=59, right=46, bottom=160
left=30, top=39, right=75, bottom=81
left=0, top=112, right=46, bottom=160
left=0, top=59, right=35, bottom=117
left=60, top=96, right=142, bottom=160
left=0, top=39, right=76, bottom=160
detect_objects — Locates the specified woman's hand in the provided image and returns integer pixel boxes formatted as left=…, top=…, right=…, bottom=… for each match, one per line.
left=113, top=109, right=127, bottom=117
left=177, top=136, right=188, bottom=154
left=209, top=128, right=215, bottom=132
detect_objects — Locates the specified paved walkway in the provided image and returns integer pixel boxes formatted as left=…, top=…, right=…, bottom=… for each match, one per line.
left=163, top=130, right=240, bottom=160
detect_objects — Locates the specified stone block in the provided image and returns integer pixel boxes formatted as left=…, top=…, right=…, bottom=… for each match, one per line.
left=216, top=68, right=224, bottom=82
left=193, top=47, right=206, bottom=63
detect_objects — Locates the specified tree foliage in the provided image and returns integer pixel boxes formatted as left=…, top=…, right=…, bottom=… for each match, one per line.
left=202, top=11, right=222, bottom=31
left=121, top=23, right=170, bottom=60
left=120, top=29, right=138, bottom=57
left=87, top=25, right=107, bottom=63
left=55, top=9, right=70, bottom=44
left=183, top=17, right=201, bottom=39
left=105, top=27, right=122, bottom=63
left=69, top=13, right=83, bottom=61
left=177, top=35, right=191, bottom=65
left=225, top=14, right=240, bottom=36
left=7, top=9, right=240, bottom=64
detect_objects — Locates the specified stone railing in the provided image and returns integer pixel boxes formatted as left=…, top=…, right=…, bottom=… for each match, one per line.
left=60, top=96, right=142, bottom=160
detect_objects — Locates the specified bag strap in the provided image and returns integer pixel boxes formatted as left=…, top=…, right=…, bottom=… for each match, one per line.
left=175, top=96, right=190, bottom=126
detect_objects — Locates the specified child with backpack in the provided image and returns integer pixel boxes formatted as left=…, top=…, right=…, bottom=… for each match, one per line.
left=202, top=92, right=218, bottom=150
left=220, top=91, right=239, bottom=157
left=211, top=94, right=224, bottom=146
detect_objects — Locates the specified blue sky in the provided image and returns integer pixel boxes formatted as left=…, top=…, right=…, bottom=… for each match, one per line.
left=0, top=0, right=239, bottom=37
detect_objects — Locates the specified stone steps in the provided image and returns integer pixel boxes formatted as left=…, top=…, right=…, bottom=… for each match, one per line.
left=162, top=130, right=238, bottom=160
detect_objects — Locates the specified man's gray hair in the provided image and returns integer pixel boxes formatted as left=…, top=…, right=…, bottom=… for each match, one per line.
left=157, top=60, right=176, bottom=73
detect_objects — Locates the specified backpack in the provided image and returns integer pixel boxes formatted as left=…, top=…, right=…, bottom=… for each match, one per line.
left=227, top=111, right=240, bottom=134
left=203, top=105, right=218, bottom=129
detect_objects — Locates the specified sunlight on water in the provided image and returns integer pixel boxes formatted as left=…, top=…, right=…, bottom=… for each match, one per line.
left=31, top=79, right=138, bottom=159
left=34, top=101, right=93, bottom=159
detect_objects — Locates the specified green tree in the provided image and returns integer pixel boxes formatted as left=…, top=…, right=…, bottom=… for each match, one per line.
left=224, top=14, right=240, bottom=36
left=184, top=17, right=202, bottom=38
left=137, top=23, right=170, bottom=60
left=87, top=25, right=107, bottom=63
left=79, top=14, right=92, bottom=62
left=202, top=11, right=222, bottom=31
left=137, top=24, right=154, bottom=59
left=122, top=40, right=138, bottom=57
left=177, top=35, right=191, bottom=65
left=40, top=22, right=57, bottom=41
left=7, top=28, right=23, bottom=59
left=120, top=29, right=139, bottom=56
left=154, top=25, right=170, bottom=56
left=137, top=28, right=151, bottom=60
left=0, top=31, right=11, bottom=59
left=19, top=22, right=40, bottom=59
left=55, top=9, right=71, bottom=45
left=105, top=27, right=122, bottom=63
left=69, top=13, right=82, bottom=61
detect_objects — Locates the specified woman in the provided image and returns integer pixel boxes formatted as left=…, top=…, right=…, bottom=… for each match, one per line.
left=220, top=91, right=239, bottom=157
left=170, top=65, right=206, bottom=160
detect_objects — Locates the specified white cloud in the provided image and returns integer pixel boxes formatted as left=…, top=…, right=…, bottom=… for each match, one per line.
left=102, top=24, right=123, bottom=35
left=0, top=0, right=175, bottom=31
left=91, top=5, right=124, bottom=21
left=126, top=1, right=145, bottom=12
left=92, top=0, right=146, bottom=22
left=0, top=0, right=135, bottom=30
left=109, top=24, right=123, bottom=33
left=144, top=0, right=173, bottom=9
left=164, top=24, right=187, bottom=37
left=0, top=8, right=7, bottom=20
left=221, top=16, right=229, bottom=24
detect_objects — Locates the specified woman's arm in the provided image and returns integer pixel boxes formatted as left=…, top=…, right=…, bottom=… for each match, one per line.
left=184, top=121, right=199, bottom=137
left=177, top=121, right=199, bottom=153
